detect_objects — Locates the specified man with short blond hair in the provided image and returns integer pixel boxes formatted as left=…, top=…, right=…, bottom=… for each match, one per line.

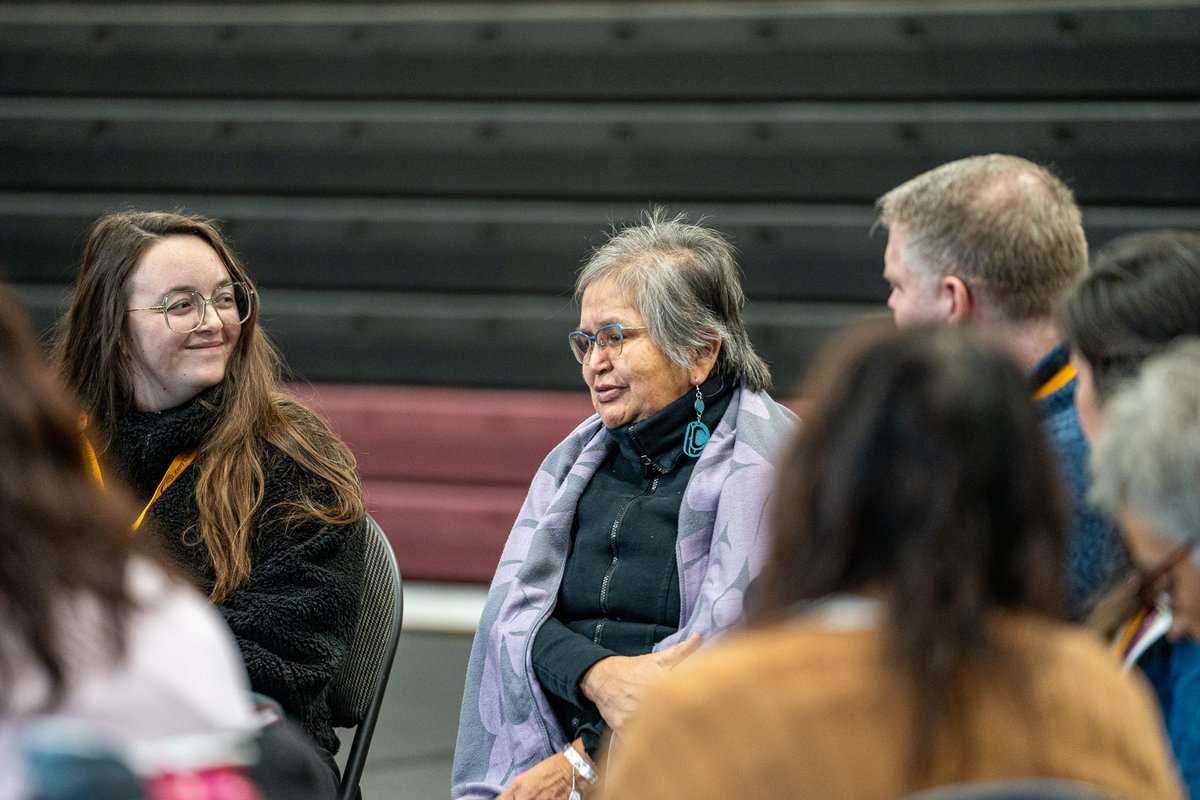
left=876, top=154, right=1126, bottom=618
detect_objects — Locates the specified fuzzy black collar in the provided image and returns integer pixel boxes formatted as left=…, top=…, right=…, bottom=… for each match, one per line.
left=107, top=385, right=222, bottom=499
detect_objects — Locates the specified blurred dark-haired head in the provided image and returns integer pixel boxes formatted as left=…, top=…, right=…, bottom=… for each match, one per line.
left=1062, top=229, right=1200, bottom=408
left=751, top=321, right=1069, bottom=779
left=0, top=283, right=143, bottom=710
left=753, top=321, right=1067, bottom=624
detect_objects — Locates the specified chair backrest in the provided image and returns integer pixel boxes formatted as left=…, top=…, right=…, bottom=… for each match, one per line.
left=899, top=778, right=1123, bottom=800
left=329, top=515, right=404, bottom=800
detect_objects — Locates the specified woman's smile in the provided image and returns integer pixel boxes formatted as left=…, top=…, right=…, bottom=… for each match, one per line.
left=124, top=235, right=241, bottom=411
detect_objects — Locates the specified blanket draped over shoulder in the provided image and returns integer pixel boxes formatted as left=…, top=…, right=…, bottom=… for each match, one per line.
left=452, top=383, right=797, bottom=799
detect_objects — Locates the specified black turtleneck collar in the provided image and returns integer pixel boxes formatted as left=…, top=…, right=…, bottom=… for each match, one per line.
left=609, top=374, right=732, bottom=476
left=107, top=384, right=222, bottom=498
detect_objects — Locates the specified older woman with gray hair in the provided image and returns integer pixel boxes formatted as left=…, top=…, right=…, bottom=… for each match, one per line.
left=1090, top=338, right=1200, bottom=799
left=453, top=210, right=797, bottom=800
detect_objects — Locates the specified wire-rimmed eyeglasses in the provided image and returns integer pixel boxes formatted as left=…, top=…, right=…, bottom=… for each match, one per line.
left=127, top=282, right=255, bottom=334
left=1136, top=537, right=1198, bottom=609
left=568, top=323, right=646, bottom=364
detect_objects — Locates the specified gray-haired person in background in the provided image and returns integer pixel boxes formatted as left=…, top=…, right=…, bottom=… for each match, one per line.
left=453, top=209, right=796, bottom=799
left=1090, top=338, right=1200, bottom=800
left=876, top=153, right=1125, bottom=619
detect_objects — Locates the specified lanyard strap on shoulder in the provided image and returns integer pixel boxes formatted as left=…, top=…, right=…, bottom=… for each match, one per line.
left=82, top=435, right=104, bottom=486
left=132, top=450, right=198, bottom=531
left=80, top=417, right=198, bottom=530
left=1033, top=362, right=1076, bottom=401
left=80, top=415, right=103, bottom=486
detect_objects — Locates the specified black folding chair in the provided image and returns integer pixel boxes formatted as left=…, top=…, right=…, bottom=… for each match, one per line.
left=330, top=515, right=404, bottom=800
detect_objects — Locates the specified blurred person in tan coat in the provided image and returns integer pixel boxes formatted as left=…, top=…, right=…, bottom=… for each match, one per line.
left=600, top=323, right=1182, bottom=800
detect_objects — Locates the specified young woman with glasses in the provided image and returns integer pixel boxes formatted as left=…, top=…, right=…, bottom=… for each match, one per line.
left=453, top=210, right=797, bottom=800
left=52, top=210, right=366, bottom=794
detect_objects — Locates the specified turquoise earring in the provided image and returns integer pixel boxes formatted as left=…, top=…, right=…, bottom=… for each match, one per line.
left=683, top=384, right=710, bottom=457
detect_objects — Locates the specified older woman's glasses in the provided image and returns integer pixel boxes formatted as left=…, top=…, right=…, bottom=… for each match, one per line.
left=568, top=323, right=646, bottom=364
left=128, top=282, right=255, bottom=333
left=1136, top=537, right=1197, bottom=609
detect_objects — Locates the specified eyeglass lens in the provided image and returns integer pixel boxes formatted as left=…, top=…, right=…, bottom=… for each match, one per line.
left=163, top=283, right=253, bottom=333
left=568, top=324, right=624, bottom=364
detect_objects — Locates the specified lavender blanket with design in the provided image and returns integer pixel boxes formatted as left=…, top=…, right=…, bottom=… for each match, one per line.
left=452, top=383, right=797, bottom=799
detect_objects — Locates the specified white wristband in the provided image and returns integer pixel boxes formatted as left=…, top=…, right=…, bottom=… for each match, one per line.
left=562, top=743, right=597, bottom=784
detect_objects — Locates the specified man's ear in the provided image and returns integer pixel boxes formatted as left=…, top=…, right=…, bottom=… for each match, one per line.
left=688, top=335, right=722, bottom=384
left=941, top=275, right=974, bottom=324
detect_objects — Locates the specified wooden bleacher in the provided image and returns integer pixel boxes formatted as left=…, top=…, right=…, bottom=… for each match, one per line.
left=2, top=1, right=1198, bottom=580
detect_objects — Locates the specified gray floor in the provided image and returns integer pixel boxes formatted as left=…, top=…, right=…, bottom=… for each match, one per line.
left=336, top=631, right=475, bottom=800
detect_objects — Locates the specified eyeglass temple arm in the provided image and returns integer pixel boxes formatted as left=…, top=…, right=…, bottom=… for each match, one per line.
left=1139, top=537, right=1199, bottom=599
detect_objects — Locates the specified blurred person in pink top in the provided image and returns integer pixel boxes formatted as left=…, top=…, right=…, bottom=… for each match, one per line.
left=0, top=283, right=259, bottom=799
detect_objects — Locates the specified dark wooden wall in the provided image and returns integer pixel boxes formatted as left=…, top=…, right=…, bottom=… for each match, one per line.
left=2, top=1, right=1199, bottom=391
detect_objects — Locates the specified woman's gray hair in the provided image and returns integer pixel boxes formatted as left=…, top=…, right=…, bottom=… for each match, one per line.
left=574, top=208, right=771, bottom=391
left=1090, top=337, right=1200, bottom=554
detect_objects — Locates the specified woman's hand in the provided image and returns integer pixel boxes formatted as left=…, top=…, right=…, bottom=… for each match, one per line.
left=579, top=632, right=702, bottom=733
left=497, top=742, right=595, bottom=800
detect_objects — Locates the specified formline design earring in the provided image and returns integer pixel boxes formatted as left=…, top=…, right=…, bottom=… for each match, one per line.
left=683, top=384, right=710, bottom=457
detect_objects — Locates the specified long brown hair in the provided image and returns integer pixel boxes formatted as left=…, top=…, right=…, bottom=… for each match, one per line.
left=52, top=210, right=365, bottom=603
left=750, top=322, right=1066, bottom=782
left=0, top=283, right=144, bottom=709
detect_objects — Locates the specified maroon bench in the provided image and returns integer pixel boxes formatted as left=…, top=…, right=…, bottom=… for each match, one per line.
left=287, top=384, right=595, bottom=584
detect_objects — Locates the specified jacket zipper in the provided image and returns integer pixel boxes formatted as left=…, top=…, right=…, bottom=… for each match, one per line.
left=595, top=472, right=659, bottom=639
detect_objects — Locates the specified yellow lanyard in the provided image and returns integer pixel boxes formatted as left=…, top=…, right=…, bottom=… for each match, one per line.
left=131, top=450, right=198, bottom=530
left=81, top=420, right=197, bottom=531
left=82, top=433, right=104, bottom=487
left=1032, top=362, right=1076, bottom=401
left=1115, top=605, right=1151, bottom=660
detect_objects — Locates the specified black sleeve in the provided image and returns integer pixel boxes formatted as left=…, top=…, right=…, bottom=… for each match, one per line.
left=531, top=616, right=615, bottom=707
left=217, top=455, right=366, bottom=755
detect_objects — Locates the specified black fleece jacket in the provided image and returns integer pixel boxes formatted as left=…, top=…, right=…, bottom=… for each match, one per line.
left=104, top=388, right=365, bottom=755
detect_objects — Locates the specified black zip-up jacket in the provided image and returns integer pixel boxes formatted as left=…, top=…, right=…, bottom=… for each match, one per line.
left=530, top=376, right=732, bottom=755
